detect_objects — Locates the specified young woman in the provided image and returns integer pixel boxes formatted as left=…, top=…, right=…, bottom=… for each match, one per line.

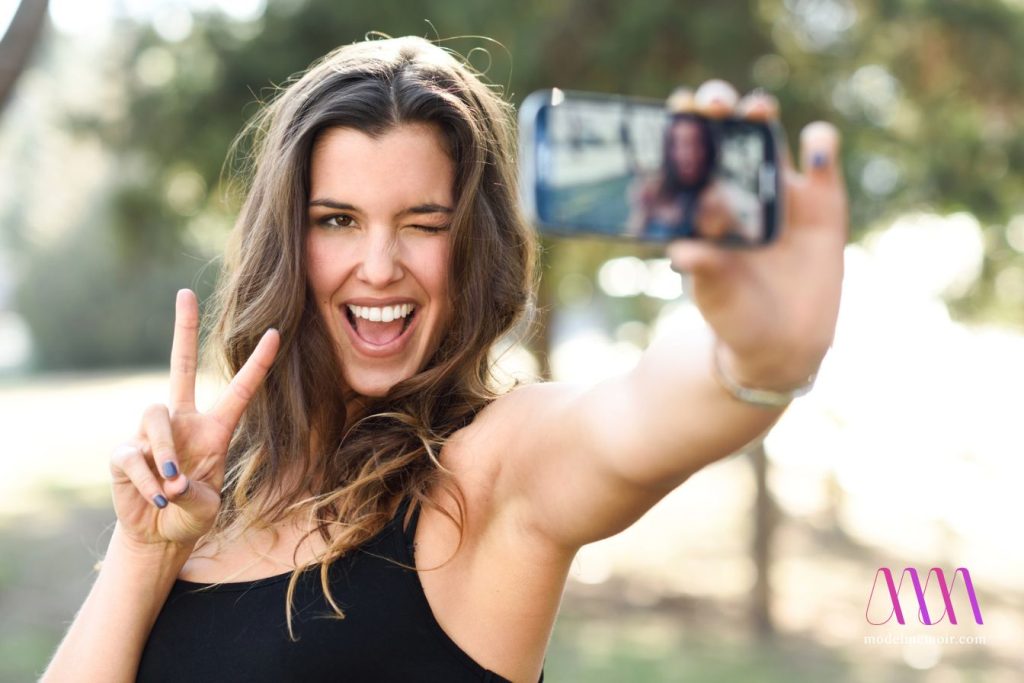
left=629, top=114, right=718, bottom=239
left=43, top=36, right=846, bottom=682
left=629, top=112, right=762, bottom=243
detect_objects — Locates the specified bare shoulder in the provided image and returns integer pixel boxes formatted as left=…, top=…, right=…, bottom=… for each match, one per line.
left=449, top=380, right=584, bottom=474
left=440, top=381, right=547, bottom=487
left=441, top=380, right=586, bottom=550
left=470, top=380, right=588, bottom=429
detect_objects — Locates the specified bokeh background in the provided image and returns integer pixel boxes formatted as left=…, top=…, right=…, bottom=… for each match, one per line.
left=2, top=1, right=1023, bottom=681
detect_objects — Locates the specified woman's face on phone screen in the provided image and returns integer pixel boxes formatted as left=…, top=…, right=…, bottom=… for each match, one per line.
left=305, top=123, right=454, bottom=399
left=669, top=119, right=708, bottom=185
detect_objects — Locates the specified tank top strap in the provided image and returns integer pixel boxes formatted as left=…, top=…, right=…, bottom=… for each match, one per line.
left=390, top=492, right=544, bottom=683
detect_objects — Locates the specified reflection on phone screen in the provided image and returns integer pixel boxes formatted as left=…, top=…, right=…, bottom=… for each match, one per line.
left=532, top=96, right=779, bottom=245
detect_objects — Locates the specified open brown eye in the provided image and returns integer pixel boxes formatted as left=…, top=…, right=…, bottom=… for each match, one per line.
left=327, top=215, right=356, bottom=228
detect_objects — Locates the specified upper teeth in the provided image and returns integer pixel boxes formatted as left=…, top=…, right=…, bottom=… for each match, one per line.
left=347, top=303, right=415, bottom=323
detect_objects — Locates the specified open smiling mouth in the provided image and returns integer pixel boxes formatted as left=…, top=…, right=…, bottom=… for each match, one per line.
left=344, top=304, right=418, bottom=348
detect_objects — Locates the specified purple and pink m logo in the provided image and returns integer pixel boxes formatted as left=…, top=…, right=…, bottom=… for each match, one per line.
left=865, top=567, right=984, bottom=626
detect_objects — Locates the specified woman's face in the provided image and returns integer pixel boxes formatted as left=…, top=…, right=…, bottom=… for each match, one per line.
left=306, top=123, right=454, bottom=399
left=668, top=119, right=708, bottom=184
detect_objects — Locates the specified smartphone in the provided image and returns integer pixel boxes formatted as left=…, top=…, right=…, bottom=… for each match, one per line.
left=518, top=88, right=783, bottom=246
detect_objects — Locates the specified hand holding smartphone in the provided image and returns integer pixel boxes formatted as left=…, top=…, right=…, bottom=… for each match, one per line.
left=518, top=89, right=783, bottom=246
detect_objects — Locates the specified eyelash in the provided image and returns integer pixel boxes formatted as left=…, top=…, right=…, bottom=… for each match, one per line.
left=318, top=214, right=449, bottom=234
left=322, top=214, right=355, bottom=229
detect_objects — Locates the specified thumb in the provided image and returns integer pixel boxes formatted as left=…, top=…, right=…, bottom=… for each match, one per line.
left=162, top=472, right=193, bottom=502
left=163, top=476, right=220, bottom=539
left=799, top=121, right=842, bottom=184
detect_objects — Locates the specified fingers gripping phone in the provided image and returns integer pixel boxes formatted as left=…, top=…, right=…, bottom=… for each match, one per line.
left=518, top=89, right=783, bottom=246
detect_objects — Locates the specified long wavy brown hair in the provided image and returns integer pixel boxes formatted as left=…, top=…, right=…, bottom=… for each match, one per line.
left=195, top=35, right=539, bottom=638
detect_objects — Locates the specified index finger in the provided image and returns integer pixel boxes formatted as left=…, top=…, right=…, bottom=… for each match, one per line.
left=169, top=289, right=200, bottom=412
left=209, top=328, right=280, bottom=432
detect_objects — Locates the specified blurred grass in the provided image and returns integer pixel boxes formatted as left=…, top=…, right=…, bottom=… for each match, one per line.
left=0, top=485, right=114, bottom=683
left=546, top=613, right=854, bottom=682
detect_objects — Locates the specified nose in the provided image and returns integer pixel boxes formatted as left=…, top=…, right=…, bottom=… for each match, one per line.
left=356, top=229, right=403, bottom=287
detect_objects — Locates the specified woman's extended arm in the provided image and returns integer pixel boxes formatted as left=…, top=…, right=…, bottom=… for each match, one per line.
left=42, top=290, right=280, bottom=681
left=491, top=83, right=846, bottom=550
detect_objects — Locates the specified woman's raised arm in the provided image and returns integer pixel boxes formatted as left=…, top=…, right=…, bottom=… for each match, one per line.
left=492, top=82, right=846, bottom=551
left=41, top=290, right=279, bottom=682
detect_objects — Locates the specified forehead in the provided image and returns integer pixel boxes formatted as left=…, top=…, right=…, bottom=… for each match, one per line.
left=309, top=123, right=455, bottom=208
left=671, top=121, right=702, bottom=139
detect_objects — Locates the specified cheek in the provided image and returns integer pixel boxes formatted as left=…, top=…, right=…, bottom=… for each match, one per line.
left=305, top=238, right=324, bottom=290
left=306, top=236, right=342, bottom=300
left=433, top=247, right=452, bottom=306
left=412, top=239, right=450, bottom=294
left=414, top=241, right=452, bottom=327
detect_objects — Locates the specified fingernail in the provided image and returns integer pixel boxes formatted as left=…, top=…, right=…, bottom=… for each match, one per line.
left=153, top=494, right=169, bottom=509
left=161, top=461, right=178, bottom=478
left=812, top=152, right=829, bottom=169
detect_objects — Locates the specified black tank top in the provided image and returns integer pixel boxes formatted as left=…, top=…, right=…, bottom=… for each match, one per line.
left=136, top=495, right=545, bottom=682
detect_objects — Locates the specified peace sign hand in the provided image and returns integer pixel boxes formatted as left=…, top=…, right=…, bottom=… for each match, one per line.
left=109, top=289, right=280, bottom=549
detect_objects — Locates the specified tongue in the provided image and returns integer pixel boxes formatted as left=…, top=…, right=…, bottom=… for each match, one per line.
left=354, top=317, right=406, bottom=346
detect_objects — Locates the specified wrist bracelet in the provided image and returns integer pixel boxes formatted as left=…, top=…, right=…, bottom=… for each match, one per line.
left=710, top=337, right=817, bottom=409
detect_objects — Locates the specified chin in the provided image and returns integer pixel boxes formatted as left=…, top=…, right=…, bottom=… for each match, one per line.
left=343, top=367, right=409, bottom=399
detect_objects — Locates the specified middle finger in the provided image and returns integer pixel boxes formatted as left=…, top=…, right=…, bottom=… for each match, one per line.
left=693, top=79, right=740, bottom=118
left=140, top=403, right=184, bottom=484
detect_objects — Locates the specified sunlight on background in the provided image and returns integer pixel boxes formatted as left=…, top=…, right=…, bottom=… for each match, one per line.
left=531, top=214, right=1024, bottom=671
left=0, top=370, right=226, bottom=516
left=44, top=0, right=267, bottom=41
left=0, top=0, right=271, bottom=49
left=0, top=1, right=18, bottom=36
left=773, top=214, right=1024, bottom=591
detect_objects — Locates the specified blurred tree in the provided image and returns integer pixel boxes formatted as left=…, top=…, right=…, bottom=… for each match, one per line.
left=0, top=0, right=48, bottom=111
left=56, top=0, right=1023, bottom=345
left=14, top=201, right=218, bottom=370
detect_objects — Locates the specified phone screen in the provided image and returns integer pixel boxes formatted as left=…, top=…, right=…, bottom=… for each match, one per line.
left=519, top=89, right=782, bottom=245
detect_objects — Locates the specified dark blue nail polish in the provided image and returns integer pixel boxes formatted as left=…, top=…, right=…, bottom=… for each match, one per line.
left=812, top=152, right=829, bottom=169
left=153, top=494, right=168, bottom=509
left=161, top=461, right=178, bottom=478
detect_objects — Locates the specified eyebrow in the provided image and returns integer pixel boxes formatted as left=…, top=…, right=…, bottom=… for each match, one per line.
left=308, top=198, right=453, bottom=216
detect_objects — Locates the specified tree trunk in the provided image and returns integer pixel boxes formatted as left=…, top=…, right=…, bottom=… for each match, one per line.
left=0, top=0, right=49, bottom=113
left=750, top=439, right=776, bottom=639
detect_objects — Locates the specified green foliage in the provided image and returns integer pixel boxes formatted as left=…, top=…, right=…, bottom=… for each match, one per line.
left=112, top=0, right=1024, bottom=303
left=15, top=0, right=1024, bottom=370
left=15, top=219, right=217, bottom=370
